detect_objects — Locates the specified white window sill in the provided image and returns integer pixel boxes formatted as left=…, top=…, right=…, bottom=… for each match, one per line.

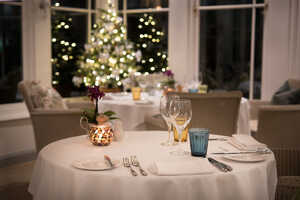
left=0, top=102, right=30, bottom=122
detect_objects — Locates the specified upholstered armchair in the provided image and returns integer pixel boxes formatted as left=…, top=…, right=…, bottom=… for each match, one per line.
left=249, top=79, right=300, bottom=200
left=18, top=81, right=93, bottom=153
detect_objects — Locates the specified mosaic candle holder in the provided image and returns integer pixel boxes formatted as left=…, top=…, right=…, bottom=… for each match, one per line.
left=88, top=123, right=114, bottom=146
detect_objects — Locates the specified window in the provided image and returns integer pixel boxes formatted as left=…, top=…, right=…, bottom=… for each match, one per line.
left=0, top=1, right=22, bottom=104
left=51, top=0, right=96, bottom=97
left=118, top=0, right=169, bottom=73
left=196, top=0, right=266, bottom=99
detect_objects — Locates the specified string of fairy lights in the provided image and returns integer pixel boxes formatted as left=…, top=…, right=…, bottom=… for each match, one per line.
left=51, top=0, right=168, bottom=88
left=136, top=13, right=168, bottom=74
left=51, top=13, right=79, bottom=86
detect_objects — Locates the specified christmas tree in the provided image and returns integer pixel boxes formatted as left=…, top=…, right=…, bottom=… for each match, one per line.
left=134, top=14, right=168, bottom=73
left=51, top=13, right=83, bottom=96
left=73, top=2, right=140, bottom=89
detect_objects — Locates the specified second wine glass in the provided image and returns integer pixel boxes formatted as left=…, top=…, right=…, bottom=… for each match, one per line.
left=169, top=99, right=192, bottom=156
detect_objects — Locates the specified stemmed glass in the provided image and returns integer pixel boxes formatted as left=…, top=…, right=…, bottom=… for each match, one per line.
left=138, top=75, right=148, bottom=100
left=160, top=95, right=179, bottom=146
left=169, top=99, right=192, bottom=156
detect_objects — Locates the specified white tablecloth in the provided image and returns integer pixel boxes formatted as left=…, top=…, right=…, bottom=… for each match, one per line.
left=99, top=93, right=250, bottom=134
left=99, top=93, right=160, bottom=130
left=29, top=131, right=277, bottom=200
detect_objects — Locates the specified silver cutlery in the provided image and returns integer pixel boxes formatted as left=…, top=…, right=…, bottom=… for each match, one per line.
left=208, top=157, right=232, bottom=172
left=130, top=155, right=148, bottom=176
left=104, top=155, right=114, bottom=168
left=209, top=138, right=227, bottom=141
left=123, top=157, right=138, bottom=176
left=211, top=149, right=272, bottom=155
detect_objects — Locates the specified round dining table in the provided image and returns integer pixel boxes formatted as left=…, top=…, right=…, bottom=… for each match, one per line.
left=99, top=93, right=251, bottom=134
left=28, top=131, right=277, bottom=200
left=99, top=93, right=160, bottom=130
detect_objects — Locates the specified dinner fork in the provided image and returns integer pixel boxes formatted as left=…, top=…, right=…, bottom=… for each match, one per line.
left=130, top=155, right=148, bottom=176
left=123, top=157, right=138, bottom=176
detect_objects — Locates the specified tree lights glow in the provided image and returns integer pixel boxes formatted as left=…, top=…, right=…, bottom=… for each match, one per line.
left=135, top=14, right=168, bottom=73
left=73, top=2, right=141, bottom=88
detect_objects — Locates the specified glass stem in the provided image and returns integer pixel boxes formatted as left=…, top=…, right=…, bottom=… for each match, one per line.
left=167, top=122, right=171, bottom=142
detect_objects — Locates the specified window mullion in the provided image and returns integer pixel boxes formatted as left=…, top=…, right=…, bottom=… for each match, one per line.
left=249, top=1, right=257, bottom=100
left=123, top=0, right=127, bottom=39
left=88, top=0, right=91, bottom=42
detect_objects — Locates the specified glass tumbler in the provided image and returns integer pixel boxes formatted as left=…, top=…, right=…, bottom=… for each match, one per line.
left=189, top=128, right=210, bottom=157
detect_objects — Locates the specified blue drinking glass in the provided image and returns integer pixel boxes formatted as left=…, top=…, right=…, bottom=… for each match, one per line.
left=189, top=128, right=210, bottom=157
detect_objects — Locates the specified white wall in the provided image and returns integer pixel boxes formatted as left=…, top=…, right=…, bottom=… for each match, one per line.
left=0, top=118, right=36, bottom=160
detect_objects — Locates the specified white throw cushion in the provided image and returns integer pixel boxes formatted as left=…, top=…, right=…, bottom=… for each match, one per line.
left=29, top=81, right=68, bottom=110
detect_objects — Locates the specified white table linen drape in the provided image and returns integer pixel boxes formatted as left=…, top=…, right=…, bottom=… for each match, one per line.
left=29, top=131, right=277, bottom=200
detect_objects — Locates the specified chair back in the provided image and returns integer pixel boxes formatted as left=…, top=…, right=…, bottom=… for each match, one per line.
left=18, top=80, right=36, bottom=113
left=168, top=91, right=242, bottom=136
left=255, top=105, right=300, bottom=149
left=255, top=105, right=300, bottom=176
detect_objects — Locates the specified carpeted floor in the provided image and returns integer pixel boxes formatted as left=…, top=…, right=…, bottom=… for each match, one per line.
left=0, top=161, right=35, bottom=200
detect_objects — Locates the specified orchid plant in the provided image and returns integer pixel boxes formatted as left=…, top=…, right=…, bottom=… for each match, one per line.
left=162, top=70, right=176, bottom=88
left=82, top=86, right=118, bottom=124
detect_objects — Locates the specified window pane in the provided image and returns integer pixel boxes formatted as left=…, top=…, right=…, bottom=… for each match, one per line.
left=0, top=5, right=22, bottom=104
left=92, top=13, right=97, bottom=30
left=126, top=0, right=168, bottom=9
left=253, top=8, right=264, bottom=99
left=51, top=0, right=88, bottom=9
left=199, top=9, right=251, bottom=98
left=91, top=0, right=96, bottom=9
left=51, top=11, right=87, bottom=97
left=257, top=0, right=264, bottom=3
left=118, top=0, right=123, bottom=10
left=200, top=0, right=252, bottom=6
left=127, top=13, right=168, bottom=73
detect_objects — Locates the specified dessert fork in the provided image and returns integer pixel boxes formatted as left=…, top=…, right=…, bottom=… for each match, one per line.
left=130, top=155, right=148, bottom=176
left=123, top=157, right=138, bottom=176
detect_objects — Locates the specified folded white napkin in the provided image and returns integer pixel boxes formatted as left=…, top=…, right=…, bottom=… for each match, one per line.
left=148, top=159, right=215, bottom=176
left=228, top=134, right=267, bottom=151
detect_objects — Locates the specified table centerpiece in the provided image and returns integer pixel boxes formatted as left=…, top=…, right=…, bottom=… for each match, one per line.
left=80, top=86, right=118, bottom=146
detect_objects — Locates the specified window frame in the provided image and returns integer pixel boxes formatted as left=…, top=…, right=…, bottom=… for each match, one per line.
left=194, top=0, right=267, bottom=100
left=0, top=0, right=98, bottom=121
left=1, top=0, right=295, bottom=121
left=118, top=0, right=169, bottom=31
left=50, top=1, right=98, bottom=42
left=0, top=1, right=24, bottom=121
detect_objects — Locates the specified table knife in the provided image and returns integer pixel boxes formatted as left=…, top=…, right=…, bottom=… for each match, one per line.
left=208, top=157, right=232, bottom=172
left=211, top=150, right=271, bottom=155
left=104, top=155, right=114, bottom=168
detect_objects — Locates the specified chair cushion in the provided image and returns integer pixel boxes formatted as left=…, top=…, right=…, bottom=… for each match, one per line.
left=271, top=81, right=300, bottom=105
left=29, top=81, right=68, bottom=110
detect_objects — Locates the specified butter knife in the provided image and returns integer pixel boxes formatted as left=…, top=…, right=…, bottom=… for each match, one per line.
left=208, top=157, right=232, bottom=172
left=104, top=155, right=114, bottom=168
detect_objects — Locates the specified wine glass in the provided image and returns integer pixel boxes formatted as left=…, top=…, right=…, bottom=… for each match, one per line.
left=138, top=75, right=148, bottom=100
left=160, top=95, right=179, bottom=146
left=169, top=99, right=192, bottom=156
